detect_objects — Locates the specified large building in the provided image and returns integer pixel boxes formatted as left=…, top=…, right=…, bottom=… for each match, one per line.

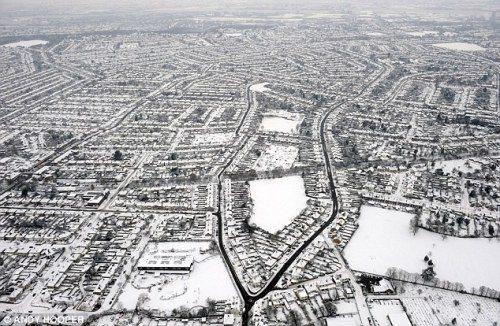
left=137, top=252, right=194, bottom=274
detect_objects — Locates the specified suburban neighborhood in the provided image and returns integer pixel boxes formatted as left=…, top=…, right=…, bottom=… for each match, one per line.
left=0, top=0, right=499, bottom=325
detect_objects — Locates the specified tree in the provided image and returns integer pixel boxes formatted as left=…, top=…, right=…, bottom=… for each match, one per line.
left=287, top=310, right=301, bottom=326
left=206, top=298, right=217, bottom=314
left=49, top=185, right=58, bottom=199
left=324, top=301, right=337, bottom=316
left=421, top=266, right=436, bottom=282
left=176, top=306, right=190, bottom=318
left=410, top=215, right=419, bottom=235
left=136, top=293, right=150, bottom=309
left=488, top=224, right=495, bottom=237
left=113, top=149, right=123, bottom=161
left=195, top=307, right=209, bottom=317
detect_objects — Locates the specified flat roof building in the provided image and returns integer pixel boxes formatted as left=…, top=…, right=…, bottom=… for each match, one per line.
left=137, top=252, right=194, bottom=274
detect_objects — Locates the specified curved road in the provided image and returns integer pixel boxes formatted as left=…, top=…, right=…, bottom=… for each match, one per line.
left=215, top=91, right=345, bottom=324
left=215, top=58, right=389, bottom=324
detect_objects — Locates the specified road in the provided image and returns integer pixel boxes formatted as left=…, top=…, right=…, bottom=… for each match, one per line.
left=214, top=60, right=389, bottom=324
left=323, top=234, right=373, bottom=325
left=214, top=87, right=344, bottom=324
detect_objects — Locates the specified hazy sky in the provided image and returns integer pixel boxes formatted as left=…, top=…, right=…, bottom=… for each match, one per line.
left=0, top=0, right=497, bottom=17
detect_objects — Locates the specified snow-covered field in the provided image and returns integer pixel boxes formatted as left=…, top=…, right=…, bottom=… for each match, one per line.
left=432, top=42, right=485, bottom=52
left=254, top=144, right=298, bottom=171
left=250, top=82, right=270, bottom=92
left=260, top=116, right=301, bottom=134
left=344, top=206, right=500, bottom=290
left=366, top=32, right=385, bottom=37
left=397, top=283, right=500, bottom=325
left=117, top=242, right=238, bottom=313
left=2, top=40, right=48, bottom=47
left=249, top=175, right=307, bottom=233
left=433, top=158, right=483, bottom=174
left=120, top=42, right=139, bottom=49
left=260, top=116, right=297, bottom=133
left=259, top=110, right=303, bottom=134
left=370, top=300, right=411, bottom=326
left=406, top=31, right=438, bottom=37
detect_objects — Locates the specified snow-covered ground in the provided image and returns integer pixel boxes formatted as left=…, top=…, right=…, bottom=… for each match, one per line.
left=366, top=32, right=385, bottom=37
left=192, top=132, right=232, bottom=146
left=344, top=206, right=500, bottom=290
left=117, top=242, right=238, bottom=313
left=140, top=241, right=211, bottom=261
left=432, top=42, right=485, bottom=52
left=326, top=314, right=361, bottom=326
left=370, top=300, right=411, bottom=326
left=2, top=40, right=48, bottom=48
left=396, top=282, right=500, bottom=325
left=432, top=158, right=483, bottom=174
left=406, top=31, right=438, bottom=37
left=254, top=144, right=298, bottom=171
left=259, top=110, right=303, bottom=134
left=249, top=175, right=307, bottom=233
left=120, top=42, right=139, bottom=49
left=250, top=83, right=270, bottom=92
left=260, top=116, right=301, bottom=134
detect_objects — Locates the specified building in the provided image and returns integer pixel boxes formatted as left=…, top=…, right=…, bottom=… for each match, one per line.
left=137, top=253, right=194, bottom=274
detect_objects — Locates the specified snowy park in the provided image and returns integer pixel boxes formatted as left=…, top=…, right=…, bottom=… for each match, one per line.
left=260, top=116, right=301, bottom=134
left=249, top=175, right=308, bottom=233
left=116, top=242, right=238, bottom=313
left=344, top=206, right=500, bottom=291
left=2, top=39, right=48, bottom=48
left=253, top=144, right=299, bottom=171
left=432, top=42, right=485, bottom=52
left=250, top=82, right=271, bottom=93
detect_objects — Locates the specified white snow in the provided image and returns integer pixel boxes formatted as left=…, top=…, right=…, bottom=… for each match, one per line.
left=193, top=132, right=232, bottom=146
left=117, top=242, right=238, bottom=313
left=259, top=110, right=303, bottom=134
left=2, top=40, right=48, bottom=48
left=140, top=241, right=211, bottom=261
left=370, top=300, right=410, bottom=326
left=254, top=144, right=298, bottom=171
left=432, top=42, right=485, bottom=52
left=249, top=175, right=308, bottom=233
left=120, top=42, right=139, bottom=49
left=250, top=83, right=270, bottom=92
left=326, top=314, right=362, bottom=326
left=398, top=283, right=500, bottom=325
left=433, top=158, right=482, bottom=174
left=344, top=206, right=500, bottom=291
left=260, top=116, right=301, bottom=134
left=406, top=31, right=438, bottom=37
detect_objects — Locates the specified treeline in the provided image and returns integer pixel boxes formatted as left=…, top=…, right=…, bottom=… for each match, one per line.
left=386, top=267, right=500, bottom=299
